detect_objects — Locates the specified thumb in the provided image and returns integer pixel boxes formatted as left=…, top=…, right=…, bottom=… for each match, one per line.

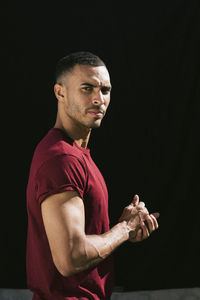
left=132, top=194, right=139, bottom=206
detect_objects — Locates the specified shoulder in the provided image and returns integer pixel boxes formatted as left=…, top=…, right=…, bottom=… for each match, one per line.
left=30, top=128, right=86, bottom=176
left=37, top=154, right=87, bottom=178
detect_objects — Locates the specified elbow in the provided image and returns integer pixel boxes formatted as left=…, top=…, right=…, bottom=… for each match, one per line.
left=55, top=260, right=78, bottom=277
left=56, top=265, right=74, bottom=277
left=54, top=258, right=81, bottom=277
left=54, top=248, right=88, bottom=277
left=70, top=245, right=88, bottom=271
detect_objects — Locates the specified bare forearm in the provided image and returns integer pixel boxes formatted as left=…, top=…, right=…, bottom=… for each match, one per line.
left=44, top=192, right=159, bottom=277
left=86, top=221, right=129, bottom=259
left=70, top=221, right=129, bottom=274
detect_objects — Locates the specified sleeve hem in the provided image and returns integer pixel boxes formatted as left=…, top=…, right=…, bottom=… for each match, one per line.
left=38, top=184, right=84, bottom=205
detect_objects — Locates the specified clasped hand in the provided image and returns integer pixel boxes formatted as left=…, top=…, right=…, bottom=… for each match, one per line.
left=119, top=195, right=159, bottom=243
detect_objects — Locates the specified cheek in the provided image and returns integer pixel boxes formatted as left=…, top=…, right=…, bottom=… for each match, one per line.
left=105, top=96, right=111, bottom=108
left=75, top=91, right=90, bottom=105
left=65, top=95, right=87, bottom=117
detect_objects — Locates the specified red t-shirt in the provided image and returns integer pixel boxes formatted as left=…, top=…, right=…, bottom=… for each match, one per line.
left=26, top=128, right=114, bottom=300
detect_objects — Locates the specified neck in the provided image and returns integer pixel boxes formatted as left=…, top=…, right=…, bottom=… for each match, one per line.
left=54, top=115, right=91, bottom=149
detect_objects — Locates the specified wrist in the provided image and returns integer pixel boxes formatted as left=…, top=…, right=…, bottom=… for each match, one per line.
left=118, top=220, right=130, bottom=241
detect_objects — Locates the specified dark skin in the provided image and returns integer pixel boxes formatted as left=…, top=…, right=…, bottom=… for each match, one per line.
left=41, top=64, right=159, bottom=277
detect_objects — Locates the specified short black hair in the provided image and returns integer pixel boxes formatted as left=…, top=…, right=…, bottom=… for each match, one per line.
left=55, top=51, right=106, bottom=83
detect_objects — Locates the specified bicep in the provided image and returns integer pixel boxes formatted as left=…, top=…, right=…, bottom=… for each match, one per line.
left=41, top=190, right=85, bottom=276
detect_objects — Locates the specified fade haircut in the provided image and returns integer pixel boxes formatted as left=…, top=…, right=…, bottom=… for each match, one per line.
left=55, top=51, right=106, bottom=83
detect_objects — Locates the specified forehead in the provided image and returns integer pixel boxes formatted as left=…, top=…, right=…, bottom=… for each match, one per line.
left=68, top=64, right=111, bottom=86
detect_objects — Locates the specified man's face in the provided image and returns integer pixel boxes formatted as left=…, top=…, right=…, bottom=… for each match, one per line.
left=60, top=64, right=111, bottom=130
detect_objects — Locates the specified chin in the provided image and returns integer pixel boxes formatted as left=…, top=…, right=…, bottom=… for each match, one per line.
left=83, top=118, right=103, bottom=129
left=91, top=120, right=102, bottom=129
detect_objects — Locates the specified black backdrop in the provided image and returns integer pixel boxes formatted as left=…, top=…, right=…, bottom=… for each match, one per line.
left=3, top=0, right=200, bottom=292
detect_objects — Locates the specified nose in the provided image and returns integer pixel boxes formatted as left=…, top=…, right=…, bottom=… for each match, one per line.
left=92, top=91, right=105, bottom=106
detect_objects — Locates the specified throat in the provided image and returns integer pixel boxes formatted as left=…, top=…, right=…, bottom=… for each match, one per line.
left=54, top=112, right=91, bottom=148
left=54, top=123, right=91, bottom=149
left=80, top=139, right=88, bottom=149
left=75, top=132, right=91, bottom=148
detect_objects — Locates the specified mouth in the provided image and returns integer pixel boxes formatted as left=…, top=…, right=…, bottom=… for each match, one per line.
left=87, top=110, right=105, bottom=118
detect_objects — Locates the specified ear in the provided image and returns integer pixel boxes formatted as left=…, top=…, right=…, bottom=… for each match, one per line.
left=54, top=83, right=65, bottom=102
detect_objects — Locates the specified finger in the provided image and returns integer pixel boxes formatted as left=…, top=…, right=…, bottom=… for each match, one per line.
left=135, top=228, right=143, bottom=242
left=144, top=215, right=155, bottom=233
left=137, top=201, right=145, bottom=208
left=150, top=214, right=159, bottom=229
left=132, top=194, right=139, bottom=206
left=131, top=228, right=143, bottom=243
left=140, top=221, right=150, bottom=239
left=151, top=212, right=160, bottom=219
left=137, top=203, right=149, bottom=219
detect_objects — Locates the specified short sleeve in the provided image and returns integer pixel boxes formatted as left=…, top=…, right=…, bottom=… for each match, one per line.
left=35, top=154, right=87, bottom=204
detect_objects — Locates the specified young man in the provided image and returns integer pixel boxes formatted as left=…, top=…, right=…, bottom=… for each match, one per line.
left=26, top=52, right=159, bottom=300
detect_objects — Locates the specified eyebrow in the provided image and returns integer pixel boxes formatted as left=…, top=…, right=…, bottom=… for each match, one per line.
left=80, top=82, right=112, bottom=90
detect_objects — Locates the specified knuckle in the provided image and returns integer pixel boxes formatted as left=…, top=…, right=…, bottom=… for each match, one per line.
left=127, top=204, right=133, bottom=209
left=124, top=206, right=130, bottom=212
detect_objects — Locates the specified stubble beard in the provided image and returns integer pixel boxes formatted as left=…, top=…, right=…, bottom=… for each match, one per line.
left=66, top=109, right=103, bottom=131
left=64, top=97, right=104, bottom=131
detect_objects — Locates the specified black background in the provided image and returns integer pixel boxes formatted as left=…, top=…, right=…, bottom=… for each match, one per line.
left=2, top=0, right=200, bottom=292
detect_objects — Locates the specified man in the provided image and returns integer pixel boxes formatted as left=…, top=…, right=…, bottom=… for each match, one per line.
left=26, top=51, right=159, bottom=300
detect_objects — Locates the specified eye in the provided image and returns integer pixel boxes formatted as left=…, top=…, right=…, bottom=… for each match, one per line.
left=82, top=86, right=93, bottom=93
left=101, top=87, right=111, bottom=95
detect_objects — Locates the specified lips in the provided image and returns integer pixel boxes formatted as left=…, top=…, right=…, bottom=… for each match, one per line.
left=87, top=109, right=105, bottom=118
